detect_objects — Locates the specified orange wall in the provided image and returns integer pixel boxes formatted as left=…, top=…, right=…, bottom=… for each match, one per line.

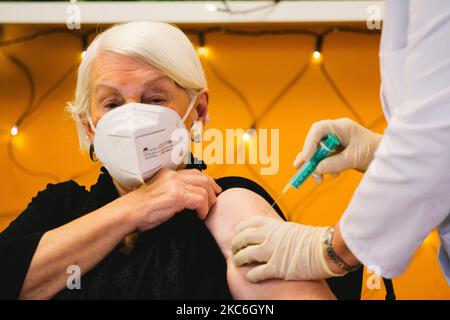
left=0, top=23, right=449, bottom=299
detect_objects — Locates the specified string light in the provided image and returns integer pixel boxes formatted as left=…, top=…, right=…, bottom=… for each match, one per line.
left=80, top=34, right=88, bottom=60
left=0, top=27, right=79, bottom=47
left=196, top=33, right=209, bottom=57
left=243, top=126, right=256, bottom=143
left=312, top=50, right=321, bottom=61
left=10, top=125, right=18, bottom=136
left=4, top=53, right=35, bottom=139
left=200, top=26, right=379, bottom=180
left=2, top=25, right=381, bottom=185
left=197, top=46, right=209, bottom=57
left=5, top=57, right=79, bottom=182
left=2, top=26, right=393, bottom=296
left=312, top=36, right=323, bottom=63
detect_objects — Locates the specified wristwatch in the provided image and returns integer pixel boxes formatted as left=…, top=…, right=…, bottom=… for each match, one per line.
left=323, top=227, right=361, bottom=273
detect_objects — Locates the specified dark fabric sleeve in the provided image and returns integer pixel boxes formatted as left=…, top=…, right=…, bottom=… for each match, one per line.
left=166, top=212, right=232, bottom=300
left=214, top=176, right=363, bottom=300
left=0, top=181, right=86, bottom=299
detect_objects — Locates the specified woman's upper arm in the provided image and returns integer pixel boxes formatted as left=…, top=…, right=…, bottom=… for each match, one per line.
left=205, top=187, right=334, bottom=300
left=205, top=188, right=279, bottom=259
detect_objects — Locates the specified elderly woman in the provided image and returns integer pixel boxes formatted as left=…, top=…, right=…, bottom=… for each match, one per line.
left=0, top=22, right=361, bottom=300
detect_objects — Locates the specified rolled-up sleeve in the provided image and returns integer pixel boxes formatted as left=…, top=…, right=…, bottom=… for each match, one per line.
left=340, top=0, right=450, bottom=278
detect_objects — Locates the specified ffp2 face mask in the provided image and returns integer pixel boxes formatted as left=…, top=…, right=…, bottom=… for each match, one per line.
left=88, top=97, right=197, bottom=188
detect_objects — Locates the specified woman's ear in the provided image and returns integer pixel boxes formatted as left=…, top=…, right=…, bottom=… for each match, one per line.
left=195, top=89, right=209, bottom=123
left=82, top=114, right=95, bottom=144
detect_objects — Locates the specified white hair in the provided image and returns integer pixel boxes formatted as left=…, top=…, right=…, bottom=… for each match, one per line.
left=67, top=21, right=207, bottom=152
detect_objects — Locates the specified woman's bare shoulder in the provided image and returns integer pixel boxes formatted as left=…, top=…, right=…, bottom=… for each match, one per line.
left=205, top=184, right=283, bottom=260
left=204, top=182, right=335, bottom=300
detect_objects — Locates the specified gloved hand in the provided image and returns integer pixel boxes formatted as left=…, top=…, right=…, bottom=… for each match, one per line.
left=294, top=118, right=382, bottom=184
left=231, top=216, right=346, bottom=282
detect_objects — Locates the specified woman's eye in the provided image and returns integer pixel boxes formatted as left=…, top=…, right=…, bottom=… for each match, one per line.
left=104, top=102, right=121, bottom=109
left=146, top=98, right=166, bottom=105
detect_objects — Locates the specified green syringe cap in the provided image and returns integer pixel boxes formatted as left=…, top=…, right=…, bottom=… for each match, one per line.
left=324, top=134, right=341, bottom=150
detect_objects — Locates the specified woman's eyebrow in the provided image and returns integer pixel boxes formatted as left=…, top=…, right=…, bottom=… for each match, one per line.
left=94, top=75, right=173, bottom=97
left=94, top=84, right=121, bottom=97
left=142, top=75, right=174, bottom=92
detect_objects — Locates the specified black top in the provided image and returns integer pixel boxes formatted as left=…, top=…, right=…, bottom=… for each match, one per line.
left=0, top=163, right=362, bottom=300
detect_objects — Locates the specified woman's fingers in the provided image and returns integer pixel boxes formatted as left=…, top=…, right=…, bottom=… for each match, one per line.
left=183, top=185, right=210, bottom=219
left=134, top=168, right=221, bottom=231
left=180, top=169, right=221, bottom=194
left=212, top=178, right=222, bottom=194
left=178, top=170, right=220, bottom=208
left=191, top=169, right=222, bottom=194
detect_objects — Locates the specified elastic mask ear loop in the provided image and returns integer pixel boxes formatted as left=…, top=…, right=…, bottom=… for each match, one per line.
left=87, top=113, right=96, bottom=133
left=180, top=94, right=198, bottom=123
left=86, top=113, right=98, bottom=162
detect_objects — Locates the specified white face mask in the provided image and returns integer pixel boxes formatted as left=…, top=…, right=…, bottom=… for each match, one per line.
left=88, top=96, right=197, bottom=188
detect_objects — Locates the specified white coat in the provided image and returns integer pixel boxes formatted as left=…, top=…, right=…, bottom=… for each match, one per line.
left=339, top=0, right=450, bottom=282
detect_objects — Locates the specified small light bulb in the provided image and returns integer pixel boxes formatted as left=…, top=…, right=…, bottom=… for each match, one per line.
left=204, top=4, right=219, bottom=12
left=10, top=125, right=18, bottom=136
left=197, top=46, right=209, bottom=57
left=81, top=50, right=87, bottom=59
left=313, top=50, right=321, bottom=61
left=243, top=128, right=255, bottom=142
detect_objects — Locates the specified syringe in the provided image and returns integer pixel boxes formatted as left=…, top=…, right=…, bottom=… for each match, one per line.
left=272, top=134, right=341, bottom=207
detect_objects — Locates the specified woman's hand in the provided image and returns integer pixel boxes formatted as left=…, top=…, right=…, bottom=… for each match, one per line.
left=18, top=168, right=221, bottom=299
left=294, top=118, right=382, bottom=184
left=121, top=168, right=222, bottom=232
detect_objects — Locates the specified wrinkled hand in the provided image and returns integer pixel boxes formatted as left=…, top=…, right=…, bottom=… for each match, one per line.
left=231, top=216, right=343, bottom=282
left=294, top=118, right=382, bottom=184
left=122, top=168, right=221, bottom=232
